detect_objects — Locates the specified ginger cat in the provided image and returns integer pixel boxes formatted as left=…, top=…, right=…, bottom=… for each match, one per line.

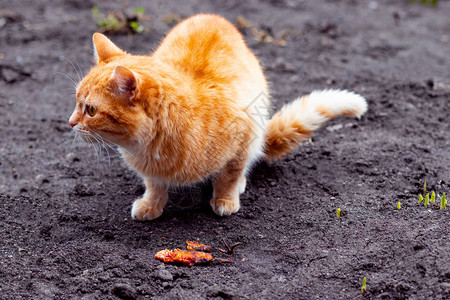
left=69, top=14, right=367, bottom=220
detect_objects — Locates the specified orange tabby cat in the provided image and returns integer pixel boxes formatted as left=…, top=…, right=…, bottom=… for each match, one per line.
left=69, top=14, right=367, bottom=220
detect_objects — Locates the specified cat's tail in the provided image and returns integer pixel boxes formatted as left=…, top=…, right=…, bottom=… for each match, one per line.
left=263, top=89, right=367, bottom=160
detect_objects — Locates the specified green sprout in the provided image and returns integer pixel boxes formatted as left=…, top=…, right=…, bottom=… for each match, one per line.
left=91, top=6, right=146, bottom=34
left=408, top=0, right=439, bottom=6
left=423, top=180, right=427, bottom=196
left=91, top=5, right=100, bottom=18
left=441, top=193, right=446, bottom=210
left=92, top=6, right=124, bottom=32
left=361, top=277, right=367, bottom=295
left=336, top=208, right=341, bottom=218
left=430, top=191, right=436, bottom=203
left=424, top=193, right=430, bottom=207
left=130, top=8, right=146, bottom=33
left=418, top=194, right=423, bottom=203
left=397, top=202, right=401, bottom=210
left=129, top=21, right=144, bottom=34
left=132, top=7, right=146, bottom=15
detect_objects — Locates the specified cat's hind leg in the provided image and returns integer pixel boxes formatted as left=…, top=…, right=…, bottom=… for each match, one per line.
left=210, top=157, right=247, bottom=216
left=131, top=178, right=168, bottom=221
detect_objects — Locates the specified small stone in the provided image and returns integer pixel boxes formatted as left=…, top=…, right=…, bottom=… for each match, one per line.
left=66, top=152, right=80, bottom=162
left=404, top=102, right=416, bottom=111
left=272, top=57, right=295, bottom=72
left=2, top=68, right=20, bottom=83
left=35, top=174, right=49, bottom=184
left=326, top=124, right=343, bottom=132
left=369, top=1, right=378, bottom=10
left=289, top=75, right=301, bottom=83
left=271, top=275, right=287, bottom=283
left=157, top=269, right=173, bottom=281
left=112, top=284, right=137, bottom=300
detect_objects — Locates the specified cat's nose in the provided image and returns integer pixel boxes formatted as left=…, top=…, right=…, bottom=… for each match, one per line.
left=69, top=115, right=78, bottom=127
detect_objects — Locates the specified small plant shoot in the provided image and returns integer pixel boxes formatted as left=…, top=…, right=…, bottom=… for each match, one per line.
left=424, top=193, right=430, bottom=207
left=441, top=193, right=446, bottom=210
left=418, top=194, right=423, bottom=203
left=397, top=202, right=401, bottom=210
left=408, top=0, right=439, bottom=6
left=361, top=277, right=367, bottom=295
left=417, top=181, right=447, bottom=210
left=336, top=208, right=341, bottom=218
left=91, top=6, right=146, bottom=34
left=430, top=191, right=435, bottom=203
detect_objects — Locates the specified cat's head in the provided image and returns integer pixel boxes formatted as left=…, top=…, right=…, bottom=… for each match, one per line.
left=69, top=33, right=154, bottom=148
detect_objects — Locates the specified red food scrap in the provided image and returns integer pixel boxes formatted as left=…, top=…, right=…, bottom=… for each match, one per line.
left=155, top=249, right=213, bottom=266
left=186, top=241, right=212, bottom=252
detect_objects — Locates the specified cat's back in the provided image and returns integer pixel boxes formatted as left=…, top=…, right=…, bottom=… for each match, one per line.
left=153, top=14, right=263, bottom=85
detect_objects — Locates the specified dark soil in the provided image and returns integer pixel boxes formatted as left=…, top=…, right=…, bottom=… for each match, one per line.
left=1, top=0, right=449, bottom=299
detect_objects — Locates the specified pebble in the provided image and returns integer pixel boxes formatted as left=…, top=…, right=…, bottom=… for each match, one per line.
left=66, top=152, right=80, bottom=162
left=289, top=75, right=301, bottom=83
left=35, top=173, right=49, bottom=184
left=404, top=102, right=416, bottom=111
left=272, top=57, right=295, bottom=72
left=157, top=269, right=173, bottom=281
left=326, top=124, right=343, bottom=132
left=2, top=68, right=20, bottom=83
left=111, top=283, right=137, bottom=300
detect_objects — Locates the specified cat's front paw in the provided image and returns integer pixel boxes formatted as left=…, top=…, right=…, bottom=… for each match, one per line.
left=131, top=198, right=164, bottom=221
left=210, top=198, right=240, bottom=216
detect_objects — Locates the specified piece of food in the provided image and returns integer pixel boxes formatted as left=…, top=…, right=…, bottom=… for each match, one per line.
left=186, top=241, right=212, bottom=252
left=155, top=249, right=213, bottom=266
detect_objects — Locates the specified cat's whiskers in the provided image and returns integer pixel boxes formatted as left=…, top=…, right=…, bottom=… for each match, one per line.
left=90, top=129, right=139, bottom=161
left=73, top=57, right=85, bottom=81
left=63, top=129, right=76, bottom=144
left=88, top=131, right=111, bottom=166
left=77, top=130, right=101, bottom=165
left=62, top=56, right=83, bottom=82
left=57, top=57, right=84, bottom=106
left=62, top=88, right=77, bottom=97
left=92, top=133, right=118, bottom=164
left=56, top=72, right=78, bottom=88
left=88, top=136, right=101, bottom=165
left=72, top=130, right=79, bottom=146
left=73, top=128, right=124, bottom=166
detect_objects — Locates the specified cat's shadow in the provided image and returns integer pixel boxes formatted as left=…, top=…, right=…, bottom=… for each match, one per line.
left=164, top=160, right=280, bottom=215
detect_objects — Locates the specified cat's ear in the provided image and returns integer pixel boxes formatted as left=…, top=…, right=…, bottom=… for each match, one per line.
left=92, top=33, right=124, bottom=64
left=108, top=65, right=138, bottom=102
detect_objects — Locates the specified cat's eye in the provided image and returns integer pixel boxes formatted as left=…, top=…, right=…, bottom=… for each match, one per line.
left=85, top=105, right=97, bottom=117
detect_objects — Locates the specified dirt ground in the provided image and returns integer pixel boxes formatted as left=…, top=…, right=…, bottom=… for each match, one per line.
left=1, top=0, right=449, bottom=299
